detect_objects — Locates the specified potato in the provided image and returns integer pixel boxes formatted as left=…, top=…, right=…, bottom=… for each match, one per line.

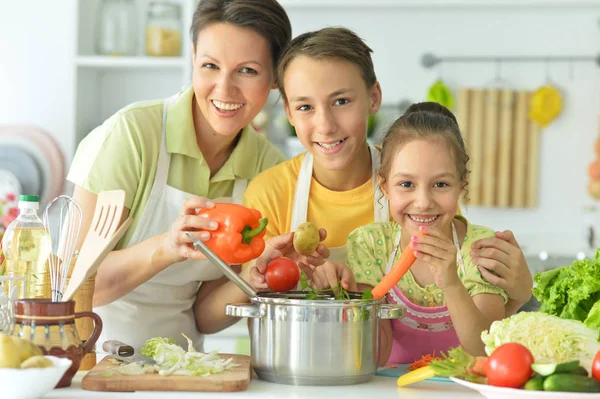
left=0, top=333, right=21, bottom=368
left=20, top=355, right=53, bottom=369
left=293, top=222, right=320, bottom=256
left=11, top=336, right=43, bottom=362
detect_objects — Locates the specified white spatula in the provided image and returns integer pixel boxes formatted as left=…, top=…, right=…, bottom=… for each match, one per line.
left=62, top=190, right=131, bottom=302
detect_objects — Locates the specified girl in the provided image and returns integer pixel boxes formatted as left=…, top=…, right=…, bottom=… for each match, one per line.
left=246, top=27, right=532, bottom=316
left=315, top=102, right=507, bottom=360
left=67, top=0, right=291, bottom=350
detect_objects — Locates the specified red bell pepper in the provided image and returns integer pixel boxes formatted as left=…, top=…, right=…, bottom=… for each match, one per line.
left=197, top=203, right=268, bottom=264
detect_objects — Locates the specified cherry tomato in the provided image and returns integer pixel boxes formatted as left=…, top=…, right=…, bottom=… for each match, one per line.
left=593, top=350, right=600, bottom=382
left=265, top=257, right=300, bottom=292
left=485, top=343, right=534, bottom=388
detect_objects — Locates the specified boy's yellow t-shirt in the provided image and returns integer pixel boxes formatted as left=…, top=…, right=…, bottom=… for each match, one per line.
left=242, top=152, right=379, bottom=247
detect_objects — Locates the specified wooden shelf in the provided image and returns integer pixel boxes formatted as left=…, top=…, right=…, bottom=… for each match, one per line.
left=279, top=0, right=600, bottom=7
left=75, top=56, right=187, bottom=69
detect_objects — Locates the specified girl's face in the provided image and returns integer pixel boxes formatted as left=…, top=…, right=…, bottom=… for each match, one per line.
left=283, top=56, right=381, bottom=171
left=382, top=138, right=462, bottom=237
left=192, top=23, right=275, bottom=137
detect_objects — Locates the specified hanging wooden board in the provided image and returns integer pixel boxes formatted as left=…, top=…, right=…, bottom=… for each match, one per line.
left=457, top=88, right=471, bottom=205
left=482, top=89, right=499, bottom=207
left=497, top=89, right=514, bottom=207
left=527, top=120, right=542, bottom=207
left=511, top=91, right=529, bottom=208
left=468, top=90, right=485, bottom=205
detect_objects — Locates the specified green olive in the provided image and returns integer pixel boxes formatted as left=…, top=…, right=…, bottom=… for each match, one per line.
left=0, top=333, right=21, bottom=368
left=293, top=222, right=320, bottom=256
left=20, top=355, right=53, bottom=369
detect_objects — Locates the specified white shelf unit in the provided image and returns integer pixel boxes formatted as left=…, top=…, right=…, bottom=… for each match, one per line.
left=73, top=0, right=195, bottom=147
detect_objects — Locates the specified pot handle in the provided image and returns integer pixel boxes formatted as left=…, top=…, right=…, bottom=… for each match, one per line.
left=378, top=303, right=406, bottom=319
left=225, top=303, right=263, bottom=318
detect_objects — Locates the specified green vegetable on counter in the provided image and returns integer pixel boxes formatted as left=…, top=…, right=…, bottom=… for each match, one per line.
left=543, top=374, right=600, bottom=393
left=140, top=337, right=176, bottom=358
left=533, top=249, right=600, bottom=330
left=524, top=375, right=545, bottom=391
left=531, top=360, right=581, bottom=376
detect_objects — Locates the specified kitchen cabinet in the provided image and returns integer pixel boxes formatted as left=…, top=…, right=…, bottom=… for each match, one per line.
left=73, top=0, right=195, bottom=148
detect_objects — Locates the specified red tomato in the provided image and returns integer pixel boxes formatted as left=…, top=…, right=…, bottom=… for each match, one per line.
left=593, top=350, right=600, bottom=382
left=265, top=257, right=300, bottom=292
left=485, top=343, right=534, bottom=388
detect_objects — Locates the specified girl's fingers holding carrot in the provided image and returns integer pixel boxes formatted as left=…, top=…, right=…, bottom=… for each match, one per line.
left=411, top=242, right=451, bottom=262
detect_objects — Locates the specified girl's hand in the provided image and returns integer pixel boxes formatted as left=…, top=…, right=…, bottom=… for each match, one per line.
left=311, top=261, right=358, bottom=294
left=249, top=230, right=330, bottom=290
left=471, top=230, right=533, bottom=304
left=411, top=226, right=460, bottom=289
left=161, top=197, right=218, bottom=263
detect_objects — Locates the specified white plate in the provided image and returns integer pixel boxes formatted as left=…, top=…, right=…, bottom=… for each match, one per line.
left=0, top=137, right=50, bottom=203
left=0, top=355, right=72, bottom=399
left=450, top=377, right=600, bottom=399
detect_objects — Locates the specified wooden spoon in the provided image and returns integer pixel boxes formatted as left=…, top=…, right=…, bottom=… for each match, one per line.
left=62, top=190, right=130, bottom=302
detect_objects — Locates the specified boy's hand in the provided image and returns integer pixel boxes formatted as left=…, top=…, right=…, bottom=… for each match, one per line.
left=249, top=230, right=330, bottom=289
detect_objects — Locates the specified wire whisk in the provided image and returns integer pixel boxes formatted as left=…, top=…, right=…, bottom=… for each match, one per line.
left=43, top=196, right=82, bottom=302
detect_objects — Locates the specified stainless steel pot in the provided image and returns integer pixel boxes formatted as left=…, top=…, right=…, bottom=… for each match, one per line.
left=226, top=291, right=406, bottom=386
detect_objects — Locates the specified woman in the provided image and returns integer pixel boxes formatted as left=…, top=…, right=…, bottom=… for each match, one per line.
left=67, top=0, right=291, bottom=350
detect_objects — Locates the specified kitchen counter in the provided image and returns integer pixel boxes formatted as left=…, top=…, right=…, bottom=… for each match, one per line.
left=45, top=372, right=484, bottom=399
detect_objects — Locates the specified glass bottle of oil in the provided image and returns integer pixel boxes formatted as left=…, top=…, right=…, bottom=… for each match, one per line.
left=1, top=195, right=50, bottom=299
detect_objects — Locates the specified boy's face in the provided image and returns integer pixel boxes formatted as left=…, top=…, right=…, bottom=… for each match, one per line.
left=382, top=138, right=461, bottom=238
left=283, top=56, right=381, bottom=172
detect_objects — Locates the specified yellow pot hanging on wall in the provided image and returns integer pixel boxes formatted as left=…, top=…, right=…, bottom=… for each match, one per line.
left=529, top=85, right=562, bottom=127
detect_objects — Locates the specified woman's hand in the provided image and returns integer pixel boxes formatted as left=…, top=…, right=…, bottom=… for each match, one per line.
left=249, top=229, right=330, bottom=290
left=161, top=197, right=219, bottom=264
left=411, top=227, right=460, bottom=290
left=311, top=261, right=357, bottom=294
left=471, top=230, right=533, bottom=304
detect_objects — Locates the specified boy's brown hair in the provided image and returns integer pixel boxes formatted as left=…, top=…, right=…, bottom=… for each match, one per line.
left=277, top=27, right=377, bottom=101
left=190, top=0, right=292, bottom=77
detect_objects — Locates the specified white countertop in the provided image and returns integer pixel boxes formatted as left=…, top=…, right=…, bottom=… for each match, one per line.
left=45, top=372, right=483, bottom=399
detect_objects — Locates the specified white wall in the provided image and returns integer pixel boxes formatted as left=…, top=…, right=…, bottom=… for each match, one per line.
left=0, top=0, right=76, bottom=158
left=282, top=4, right=600, bottom=258
left=1, top=2, right=599, bottom=257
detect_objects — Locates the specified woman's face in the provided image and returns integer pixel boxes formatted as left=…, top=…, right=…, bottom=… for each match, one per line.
left=192, top=23, right=275, bottom=137
left=382, top=138, right=462, bottom=238
left=283, top=56, right=381, bottom=172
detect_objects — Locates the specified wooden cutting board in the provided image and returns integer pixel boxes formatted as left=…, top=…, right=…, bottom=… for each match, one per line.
left=82, top=355, right=252, bottom=392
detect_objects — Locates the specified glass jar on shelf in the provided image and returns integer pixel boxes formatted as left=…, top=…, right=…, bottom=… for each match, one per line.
left=95, top=0, right=138, bottom=56
left=145, top=2, right=182, bottom=57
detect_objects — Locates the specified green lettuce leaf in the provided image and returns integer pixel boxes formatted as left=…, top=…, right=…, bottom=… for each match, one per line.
left=584, top=299, right=600, bottom=330
left=533, top=249, right=600, bottom=324
left=140, top=337, right=176, bottom=358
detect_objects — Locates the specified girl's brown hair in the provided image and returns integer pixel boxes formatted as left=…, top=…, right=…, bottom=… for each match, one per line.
left=276, top=27, right=377, bottom=101
left=190, top=0, right=292, bottom=78
left=377, top=102, right=470, bottom=194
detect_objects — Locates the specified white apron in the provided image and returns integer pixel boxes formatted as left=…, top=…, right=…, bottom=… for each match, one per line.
left=290, top=145, right=389, bottom=264
left=95, top=92, right=248, bottom=351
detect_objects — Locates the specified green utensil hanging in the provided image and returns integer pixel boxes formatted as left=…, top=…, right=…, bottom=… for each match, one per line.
left=427, top=80, right=454, bottom=109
